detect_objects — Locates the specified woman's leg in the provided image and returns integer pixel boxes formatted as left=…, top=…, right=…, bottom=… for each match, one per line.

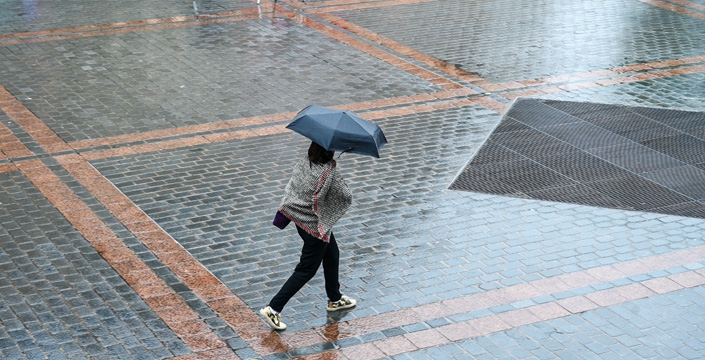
left=268, top=226, right=327, bottom=312
left=322, top=232, right=341, bottom=302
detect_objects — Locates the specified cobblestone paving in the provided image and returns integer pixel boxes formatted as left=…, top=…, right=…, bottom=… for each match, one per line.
left=0, top=0, right=257, bottom=34
left=395, top=287, right=705, bottom=359
left=1, top=0, right=705, bottom=359
left=0, top=170, right=188, bottom=359
left=91, top=105, right=499, bottom=332
left=539, top=72, right=705, bottom=113
left=332, top=0, right=705, bottom=83
left=0, top=19, right=442, bottom=142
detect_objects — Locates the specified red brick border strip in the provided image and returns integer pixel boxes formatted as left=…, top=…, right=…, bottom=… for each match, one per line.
left=0, top=7, right=287, bottom=47
left=14, top=159, right=236, bottom=359
left=277, top=0, right=437, bottom=11
left=293, top=13, right=467, bottom=91
left=312, top=12, right=488, bottom=86
left=0, top=163, right=18, bottom=174
left=271, top=244, right=705, bottom=353
left=0, top=82, right=284, bottom=357
left=638, top=0, right=705, bottom=20
left=0, top=7, right=272, bottom=42
left=71, top=96, right=508, bottom=161
left=54, top=153, right=291, bottom=357
left=493, top=55, right=705, bottom=92
left=503, top=63, right=705, bottom=100
left=364, top=97, right=510, bottom=119
left=665, top=0, right=705, bottom=11
left=0, top=121, right=32, bottom=159
left=0, top=86, right=70, bottom=154
left=291, top=269, right=705, bottom=360
left=66, top=89, right=474, bottom=153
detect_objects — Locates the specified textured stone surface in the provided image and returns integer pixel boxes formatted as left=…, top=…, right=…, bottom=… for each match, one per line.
left=1, top=0, right=705, bottom=358
left=451, top=98, right=705, bottom=219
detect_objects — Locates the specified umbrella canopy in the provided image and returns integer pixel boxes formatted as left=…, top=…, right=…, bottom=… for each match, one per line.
left=286, top=105, right=388, bottom=158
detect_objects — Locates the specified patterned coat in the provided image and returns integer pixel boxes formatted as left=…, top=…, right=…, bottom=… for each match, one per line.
left=278, top=156, right=352, bottom=242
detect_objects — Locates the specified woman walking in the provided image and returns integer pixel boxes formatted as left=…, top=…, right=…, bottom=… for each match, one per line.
left=260, top=141, right=357, bottom=331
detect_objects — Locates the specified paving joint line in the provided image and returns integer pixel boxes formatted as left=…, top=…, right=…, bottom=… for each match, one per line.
left=0, top=7, right=271, bottom=41
left=71, top=96, right=509, bottom=161
left=55, top=153, right=293, bottom=357
left=13, top=158, right=237, bottom=359
left=282, top=9, right=468, bottom=92
left=310, top=11, right=491, bottom=87
left=492, top=55, right=705, bottom=92
left=503, top=63, right=705, bottom=100
left=2, top=2, right=705, bottom=359
left=0, top=82, right=287, bottom=357
left=302, top=276, right=705, bottom=359
left=283, top=1, right=705, bottom=100
left=276, top=0, right=491, bottom=92
left=638, top=0, right=705, bottom=20
left=663, top=0, right=705, bottom=11
left=61, top=91, right=480, bottom=159
left=276, top=0, right=438, bottom=12
left=0, top=8, right=284, bottom=47
left=267, top=252, right=705, bottom=358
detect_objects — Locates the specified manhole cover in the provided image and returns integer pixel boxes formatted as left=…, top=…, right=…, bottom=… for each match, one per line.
left=450, top=98, right=705, bottom=219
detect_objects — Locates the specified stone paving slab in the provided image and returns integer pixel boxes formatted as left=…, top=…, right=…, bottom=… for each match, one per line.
left=392, top=286, right=705, bottom=360
left=0, top=0, right=257, bottom=35
left=92, top=101, right=705, bottom=338
left=1, top=0, right=705, bottom=359
left=0, top=18, right=444, bottom=142
left=332, top=0, right=705, bottom=83
left=0, top=170, right=188, bottom=359
left=538, top=72, right=705, bottom=114
left=90, top=104, right=500, bottom=332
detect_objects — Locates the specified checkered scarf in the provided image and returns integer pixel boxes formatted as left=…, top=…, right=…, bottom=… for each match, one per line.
left=278, top=156, right=352, bottom=242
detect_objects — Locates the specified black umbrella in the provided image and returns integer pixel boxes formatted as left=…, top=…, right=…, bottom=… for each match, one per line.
left=286, top=105, right=388, bottom=158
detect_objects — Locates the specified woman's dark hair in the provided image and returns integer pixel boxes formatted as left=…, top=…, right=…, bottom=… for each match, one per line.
left=308, top=142, right=334, bottom=165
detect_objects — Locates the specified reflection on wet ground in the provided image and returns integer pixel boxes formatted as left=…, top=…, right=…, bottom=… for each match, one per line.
left=1, top=0, right=705, bottom=359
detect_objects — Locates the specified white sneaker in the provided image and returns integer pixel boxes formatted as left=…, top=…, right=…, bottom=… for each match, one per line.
left=327, top=295, right=357, bottom=312
left=259, top=306, right=286, bottom=330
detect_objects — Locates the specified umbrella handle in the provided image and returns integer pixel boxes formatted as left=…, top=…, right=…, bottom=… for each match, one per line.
left=337, top=147, right=353, bottom=158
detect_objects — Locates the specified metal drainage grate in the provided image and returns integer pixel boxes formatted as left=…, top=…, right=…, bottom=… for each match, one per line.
left=450, top=98, right=705, bottom=219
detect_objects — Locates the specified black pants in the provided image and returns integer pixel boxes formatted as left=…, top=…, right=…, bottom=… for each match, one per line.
left=269, top=226, right=341, bottom=313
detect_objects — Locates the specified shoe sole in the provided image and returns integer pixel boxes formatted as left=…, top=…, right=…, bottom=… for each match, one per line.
left=327, top=303, right=356, bottom=312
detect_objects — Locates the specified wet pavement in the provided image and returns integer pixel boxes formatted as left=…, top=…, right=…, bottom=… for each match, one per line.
left=1, top=0, right=705, bottom=359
